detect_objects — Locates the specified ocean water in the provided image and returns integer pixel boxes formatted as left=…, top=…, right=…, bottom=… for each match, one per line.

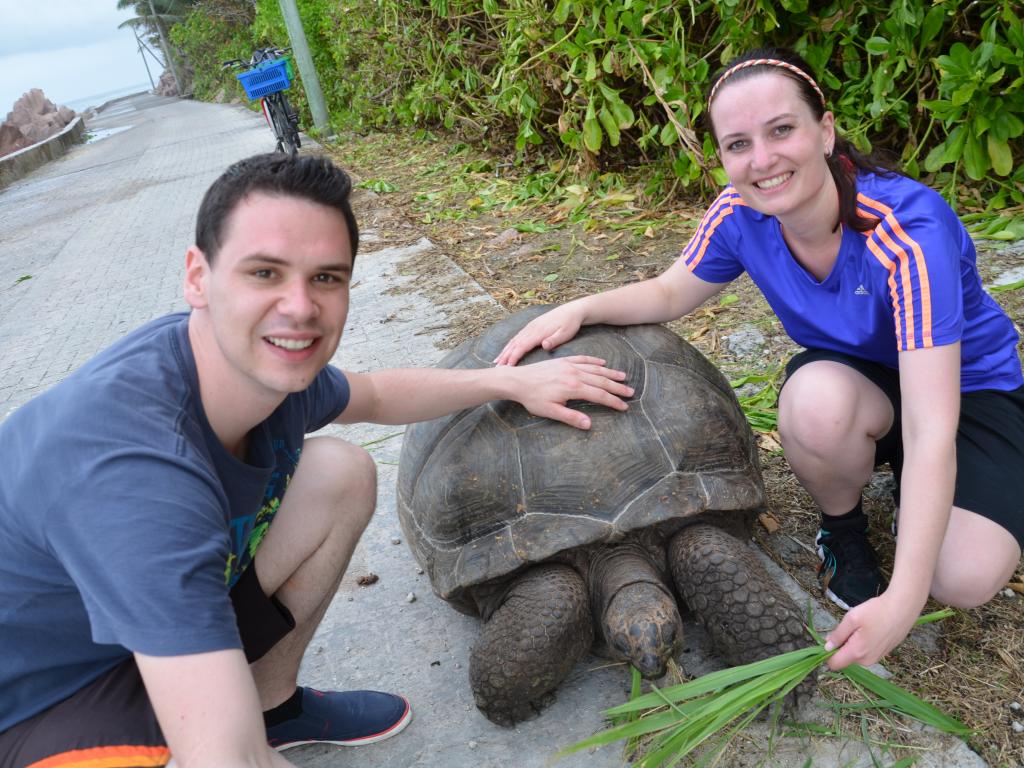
left=63, top=82, right=153, bottom=113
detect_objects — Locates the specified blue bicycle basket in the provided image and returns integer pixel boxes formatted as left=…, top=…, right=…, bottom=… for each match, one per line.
left=237, top=58, right=291, bottom=100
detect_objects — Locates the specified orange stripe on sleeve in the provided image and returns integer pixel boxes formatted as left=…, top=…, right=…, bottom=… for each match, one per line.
left=681, top=190, right=744, bottom=271
left=858, top=193, right=934, bottom=348
left=873, top=225, right=917, bottom=349
left=865, top=237, right=905, bottom=348
left=855, top=193, right=887, bottom=222
left=28, top=745, right=170, bottom=768
left=882, top=213, right=933, bottom=346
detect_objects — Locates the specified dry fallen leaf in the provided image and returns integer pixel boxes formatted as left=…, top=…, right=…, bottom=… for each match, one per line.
left=997, top=648, right=1021, bottom=677
left=758, top=512, right=780, bottom=534
left=688, top=324, right=709, bottom=341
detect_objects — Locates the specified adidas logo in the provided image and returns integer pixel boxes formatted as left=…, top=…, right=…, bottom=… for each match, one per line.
left=854, top=284, right=870, bottom=296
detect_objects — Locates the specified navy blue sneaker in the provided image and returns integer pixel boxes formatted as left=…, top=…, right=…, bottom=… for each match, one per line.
left=267, top=688, right=411, bottom=750
left=816, top=526, right=887, bottom=610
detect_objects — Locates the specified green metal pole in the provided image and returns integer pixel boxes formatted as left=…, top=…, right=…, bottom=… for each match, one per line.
left=277, top=0, right=332, bottom=138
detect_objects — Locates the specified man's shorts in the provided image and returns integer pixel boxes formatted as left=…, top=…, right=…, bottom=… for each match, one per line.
left=784, top=348, right=1024, bottom=549
left=0, top=564, right=294, bottom=768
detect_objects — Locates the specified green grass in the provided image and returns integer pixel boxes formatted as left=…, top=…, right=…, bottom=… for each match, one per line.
left=556, top=610, right=968, bottom=767
left=731, top=369, right=782, bottom=433
left=990, top=279, right=1024, bottom=294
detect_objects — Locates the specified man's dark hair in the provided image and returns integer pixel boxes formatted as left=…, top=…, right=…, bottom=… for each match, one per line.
left=195, top=153, right=360, bottom=263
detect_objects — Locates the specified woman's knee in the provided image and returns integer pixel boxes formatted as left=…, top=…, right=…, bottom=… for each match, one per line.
left=931, top=509, right=1020, bottom=609
left=778, top=365, right=865, bottom=454
left=930, top=565, right=1007, bottom=609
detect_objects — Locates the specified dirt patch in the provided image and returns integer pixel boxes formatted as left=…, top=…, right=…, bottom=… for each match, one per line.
left=328, top=132, right=1024, bottom=766
left=389, top=243, right=507, bottom=350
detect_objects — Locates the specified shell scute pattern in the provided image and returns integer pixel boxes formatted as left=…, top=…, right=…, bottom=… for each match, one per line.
left=397, top=307, right=765, bottom=611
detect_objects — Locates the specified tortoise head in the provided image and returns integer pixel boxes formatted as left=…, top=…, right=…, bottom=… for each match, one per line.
left=603, top=581, right=682, bottom=678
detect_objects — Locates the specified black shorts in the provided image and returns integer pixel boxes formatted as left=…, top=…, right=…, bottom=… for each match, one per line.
left=784, top=348, right=1024, bottom=548
left=0, top=565, right=294, bottom=768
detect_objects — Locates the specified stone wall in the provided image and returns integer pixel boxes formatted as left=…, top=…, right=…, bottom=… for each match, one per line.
left=0, top=115, right=86, bottom=189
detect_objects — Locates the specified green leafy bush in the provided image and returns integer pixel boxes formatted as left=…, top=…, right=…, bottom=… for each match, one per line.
left=168, top=0, right=1024, bottom=209
left=922, top=5, right=1024, bottom=204
left=168, top=6, right=254, bottom=101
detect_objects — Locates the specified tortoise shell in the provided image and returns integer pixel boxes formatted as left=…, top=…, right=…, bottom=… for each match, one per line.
left=396, top=306, right=765, bottom=613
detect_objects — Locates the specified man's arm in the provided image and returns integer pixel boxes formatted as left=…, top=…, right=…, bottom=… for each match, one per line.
left=336, top=356, right=634, bottom=429
left=136, top=649, right=294, bottom=768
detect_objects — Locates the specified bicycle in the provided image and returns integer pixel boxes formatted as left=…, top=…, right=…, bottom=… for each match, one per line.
left=223, top=47, right=301, bottom=156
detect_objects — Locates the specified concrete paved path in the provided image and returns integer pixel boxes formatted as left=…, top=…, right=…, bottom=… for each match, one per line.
left=0, top=94, right=987, bottom=768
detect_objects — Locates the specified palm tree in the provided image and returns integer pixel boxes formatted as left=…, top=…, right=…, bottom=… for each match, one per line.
left=116, top=0, right=192, bottom=39
left=116, top=0, right=194, bottom=94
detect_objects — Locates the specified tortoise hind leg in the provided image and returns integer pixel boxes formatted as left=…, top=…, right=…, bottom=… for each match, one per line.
left=668, top=524, right=806, bottom=666
left=470, top=563, right=592, bottom=726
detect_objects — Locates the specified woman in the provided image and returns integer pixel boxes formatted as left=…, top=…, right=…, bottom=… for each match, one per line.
left=494, top=47, right=1024, bottom=670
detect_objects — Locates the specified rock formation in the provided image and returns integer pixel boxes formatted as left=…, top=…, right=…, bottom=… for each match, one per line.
left=155, top=70, right=179, bottom=97
left=0, top=89, right=76, bottom=158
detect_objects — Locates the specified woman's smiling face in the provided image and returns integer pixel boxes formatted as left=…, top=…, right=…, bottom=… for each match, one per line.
left=709, top=72, right=835, bottom=222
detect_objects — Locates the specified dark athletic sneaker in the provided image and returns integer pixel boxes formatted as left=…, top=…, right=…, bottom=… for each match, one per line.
left=267, top=688, right=412, bottom=750
left=815, top=526, right=887, bottom=610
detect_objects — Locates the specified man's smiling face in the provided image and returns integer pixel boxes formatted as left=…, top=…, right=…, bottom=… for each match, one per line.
left=187, top=191, right=353, bottom=402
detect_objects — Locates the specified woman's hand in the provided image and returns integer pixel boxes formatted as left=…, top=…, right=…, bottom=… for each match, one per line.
left=823, top=591, right=923, bottom=670
left=493, top=303, right=586, bottom=366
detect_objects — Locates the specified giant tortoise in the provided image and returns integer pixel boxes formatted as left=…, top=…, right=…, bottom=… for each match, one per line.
left=397, top=306, right=806, bottom=726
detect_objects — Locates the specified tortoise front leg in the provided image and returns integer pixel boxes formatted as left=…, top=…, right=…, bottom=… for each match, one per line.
left=469, top=563, right=592, bottom=726
left=668, top=523, right=806, bottom=665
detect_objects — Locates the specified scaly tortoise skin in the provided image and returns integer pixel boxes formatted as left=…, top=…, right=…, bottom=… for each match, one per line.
left=397, top=306, right=806, bottom=726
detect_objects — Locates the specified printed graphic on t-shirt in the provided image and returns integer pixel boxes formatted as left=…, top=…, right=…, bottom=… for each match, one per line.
left=224, top=440, right=301, bottom=586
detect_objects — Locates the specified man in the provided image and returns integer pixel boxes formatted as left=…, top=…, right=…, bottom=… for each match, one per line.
left=0, top=154, right=633, bottom=768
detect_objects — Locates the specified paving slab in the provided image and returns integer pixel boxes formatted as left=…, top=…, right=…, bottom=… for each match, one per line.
left=0, top=94, right=987, bottom=768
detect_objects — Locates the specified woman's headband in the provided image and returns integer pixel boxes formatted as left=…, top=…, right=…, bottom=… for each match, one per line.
left=707, top=58, right=826, bottom=110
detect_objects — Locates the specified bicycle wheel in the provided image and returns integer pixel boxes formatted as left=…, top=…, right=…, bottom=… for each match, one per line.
left=278, top=93, right=301, bottom=155
left=259, top=97, right=280, bottom=151
left=266, top=93, right=299, bottom=156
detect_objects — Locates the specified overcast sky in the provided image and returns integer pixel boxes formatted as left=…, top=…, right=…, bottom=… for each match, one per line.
left=0, top=0, right=156, bottom=114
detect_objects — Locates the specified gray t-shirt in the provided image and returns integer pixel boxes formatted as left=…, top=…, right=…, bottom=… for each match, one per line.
left=0, top=312, right=349, bottom=731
